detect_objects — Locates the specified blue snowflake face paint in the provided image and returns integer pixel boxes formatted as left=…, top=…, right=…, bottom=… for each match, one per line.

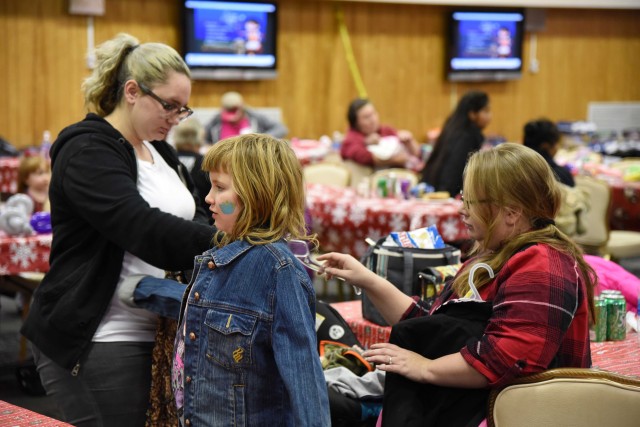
left=220, top=201, right=236, bottom=215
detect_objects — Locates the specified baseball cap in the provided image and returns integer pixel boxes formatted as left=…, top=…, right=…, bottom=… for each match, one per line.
left=221, top=91, right=244, bottom=110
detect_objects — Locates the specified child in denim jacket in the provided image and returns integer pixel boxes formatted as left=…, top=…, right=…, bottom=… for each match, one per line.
left=170, top=134, right=329, bottom=426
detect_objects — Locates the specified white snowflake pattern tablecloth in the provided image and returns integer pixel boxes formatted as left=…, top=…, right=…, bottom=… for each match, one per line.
left=0, top=157, right=19, bottom=194
left=306, top=183, right=469, bottom=258
left=0, top=233, right=51, bottom=275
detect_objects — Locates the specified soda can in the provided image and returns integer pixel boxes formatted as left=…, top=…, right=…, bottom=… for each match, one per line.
left=377, top=178, right=388, bottom=198
left=590, top=296, right=607, bottom=343
left=605, top=293, right=626, bottom=341
left=387, top=175, right=397, bottom=198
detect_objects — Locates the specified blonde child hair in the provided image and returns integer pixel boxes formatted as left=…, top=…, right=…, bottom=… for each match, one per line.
left=202, top=133, right=315, bottom=248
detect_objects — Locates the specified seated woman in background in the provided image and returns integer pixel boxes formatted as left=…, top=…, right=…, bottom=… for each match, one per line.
left=18, top=155, right=51, bottom=212
left=523, top=118, right=575, bottom=187
left=421, top=91, right=490, bottom=196
left=340, top=98, right=423, bottom=171
left=321, top=143, right=595, bottom=426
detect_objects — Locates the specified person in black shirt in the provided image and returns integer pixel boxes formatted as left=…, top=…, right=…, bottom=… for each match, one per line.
left=174, top=118, right=212, bottom=223
left=523, top=118, right=575, bottom=187
left=421, top=91, right=491, bottom=196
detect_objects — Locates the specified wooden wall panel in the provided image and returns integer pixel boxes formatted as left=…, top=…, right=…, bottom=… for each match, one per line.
left=1, top=0, right=639, bottom=148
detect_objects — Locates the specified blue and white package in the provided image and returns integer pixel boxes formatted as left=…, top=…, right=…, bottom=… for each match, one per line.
left=426, top=225, right=445, bottom=249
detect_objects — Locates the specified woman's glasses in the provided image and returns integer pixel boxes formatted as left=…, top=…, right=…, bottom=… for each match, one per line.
left=287, top=239, right=362, bottom=296
left=459, top=191, right=492, bottom=210
left=137, top=82, right=193, bottom=122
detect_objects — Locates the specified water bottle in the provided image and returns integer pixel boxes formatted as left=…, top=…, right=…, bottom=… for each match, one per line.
left=40, top=130, right=52, bottom=160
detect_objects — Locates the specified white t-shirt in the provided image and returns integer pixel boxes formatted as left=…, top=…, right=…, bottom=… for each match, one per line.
left=93, top=141, right=196, bottom=342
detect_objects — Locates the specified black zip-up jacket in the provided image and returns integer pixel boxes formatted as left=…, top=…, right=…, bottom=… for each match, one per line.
left=21, top=113, right=215, bottom=371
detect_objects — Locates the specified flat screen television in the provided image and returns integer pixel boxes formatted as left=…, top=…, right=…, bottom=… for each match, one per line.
left=446, top=9, right=525, bottom=82
left=181, top=1, right=278, bottom=80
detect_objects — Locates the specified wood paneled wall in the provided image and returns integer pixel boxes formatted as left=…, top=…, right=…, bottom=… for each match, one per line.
left=1, top=0, right=639, bottom=148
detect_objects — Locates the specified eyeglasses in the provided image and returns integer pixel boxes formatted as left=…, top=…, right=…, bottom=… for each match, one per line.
left=287, top=239, right=362, bottom=295
left=137, top=81, right=193, bottom=121
left=459, top=191, right=492, bottom=209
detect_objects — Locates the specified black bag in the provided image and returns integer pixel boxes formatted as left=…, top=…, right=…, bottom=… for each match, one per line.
left=360, top=237, right=461, bottom=326
left=316, top=300, right=362, bottom=352
left=382, top=299, right=493, bottom=427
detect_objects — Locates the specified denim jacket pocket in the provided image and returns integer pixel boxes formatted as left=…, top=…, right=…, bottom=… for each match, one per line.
left=204, top=308, right=257, bottom=370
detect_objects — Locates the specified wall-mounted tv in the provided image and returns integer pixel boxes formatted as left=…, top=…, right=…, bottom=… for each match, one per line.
left=181, top=1, right=278, bottom=80
left=446, top=9, right=525, bottom=82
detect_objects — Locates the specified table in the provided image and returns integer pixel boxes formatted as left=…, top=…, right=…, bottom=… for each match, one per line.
left=610, top=181, right=640, bottom=232
left=0, top=233, right=51, bottom=275
left=290, top=138, right=331, bottom=165
left=331, top=300, right=640, bottom=378
left=306, top=183, right=469, bottom=258
left=0, top=157, right=19, bottom=195
left=0, top=400, right=72, bottom=427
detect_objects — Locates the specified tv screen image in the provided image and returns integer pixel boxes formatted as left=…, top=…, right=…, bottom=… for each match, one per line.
left=182, top=1, right=278, bottom=80
left=447, top=10, right=525, bottom=82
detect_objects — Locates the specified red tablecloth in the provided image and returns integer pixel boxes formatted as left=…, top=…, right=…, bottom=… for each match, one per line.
left=0, top=400, right=71, bottom=427
left=291, top=139, right=331, bottom=165
left=0, top=157, right=19, bottom=194
left=0, top=233, right=51, bottom=275
left=306, top=183, right=469, bottom=258
left=331, top=300, right=640, bottom=378
left=610, top=181, right=640, bottom=232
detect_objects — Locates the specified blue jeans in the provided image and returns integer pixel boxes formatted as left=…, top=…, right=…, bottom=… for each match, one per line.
left=33, top=341, right=154, bottom=427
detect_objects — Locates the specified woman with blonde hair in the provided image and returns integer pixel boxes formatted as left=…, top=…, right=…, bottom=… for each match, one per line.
left=21, top=33, right=215, bottom=426
left=320, top=143, right=595, bottom=425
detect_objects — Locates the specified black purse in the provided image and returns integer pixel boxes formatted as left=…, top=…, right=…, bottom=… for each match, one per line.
left=360, top=237, right=461, bottom=326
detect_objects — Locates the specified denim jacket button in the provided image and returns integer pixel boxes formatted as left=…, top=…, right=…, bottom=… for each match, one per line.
left=194, top=292, right=200, bottom=301
left=207, top=260, right=215, bottom=269
left=186, top=376, right=192, bottom=383
left=189, top=332, right=196, bottom=341
left=185, top=419, right=191, bottom=426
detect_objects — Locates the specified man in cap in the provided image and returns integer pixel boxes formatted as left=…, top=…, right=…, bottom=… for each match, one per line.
left=204, top=91, right=288, bottom=144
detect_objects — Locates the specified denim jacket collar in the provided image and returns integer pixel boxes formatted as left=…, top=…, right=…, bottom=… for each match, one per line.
left=207, top=239, right=289, bottom=267
left=207, top=239, right=253, bottom=266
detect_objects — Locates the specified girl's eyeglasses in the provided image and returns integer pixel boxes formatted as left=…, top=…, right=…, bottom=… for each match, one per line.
left=287, top=239, right=362, bottom=296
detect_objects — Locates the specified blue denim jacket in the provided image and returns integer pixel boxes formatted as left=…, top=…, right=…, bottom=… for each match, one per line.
left=177, top=239, right=330, bottom=426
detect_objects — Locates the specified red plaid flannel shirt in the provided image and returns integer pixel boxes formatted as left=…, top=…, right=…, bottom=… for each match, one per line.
left=402, top=243, right=591, bottom=387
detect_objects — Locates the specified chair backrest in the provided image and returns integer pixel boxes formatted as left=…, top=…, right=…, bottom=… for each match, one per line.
left=369, top=168, right=419, bottom=190
left=573, top=176, right=611, bottom=253
left=342, top=160, right=374, bottom=188
left=303, top=162, right=351, bottom=187
left=488, top=368, right=640, bottom=427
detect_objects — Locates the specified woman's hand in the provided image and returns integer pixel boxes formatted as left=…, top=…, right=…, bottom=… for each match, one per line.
left=316, top=252, right=377, bottom=288
left=363, top=342, right=430, bottom=383
left=365, top=132, right=381, bottom=146
left=365, top=343, right=490, bottom=388
left=397, top=130, right=414, bottom=144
